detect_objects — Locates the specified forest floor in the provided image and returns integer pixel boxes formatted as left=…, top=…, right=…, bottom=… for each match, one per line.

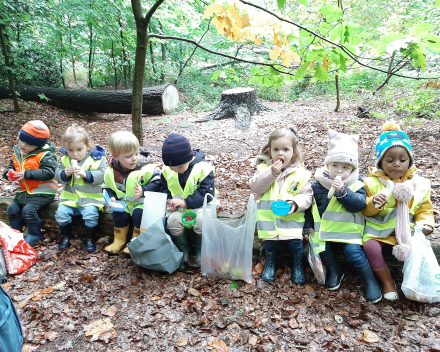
left=0, top=98, right=440, bottom=351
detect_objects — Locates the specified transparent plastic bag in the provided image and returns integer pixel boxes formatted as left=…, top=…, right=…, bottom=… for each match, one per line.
left=307, top=231, right=326, bottom=285
left=201, top=194, right=257, bottom=283
left=401, top=223, right=440, bottom=303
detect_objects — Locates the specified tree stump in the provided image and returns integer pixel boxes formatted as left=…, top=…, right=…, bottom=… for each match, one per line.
left=0, top=84, right=179, bottom=115
left=196, top=87, right=269, bottom=129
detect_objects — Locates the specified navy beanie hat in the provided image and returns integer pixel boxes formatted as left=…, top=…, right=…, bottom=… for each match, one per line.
left=162, top=134, right=193, bottom=166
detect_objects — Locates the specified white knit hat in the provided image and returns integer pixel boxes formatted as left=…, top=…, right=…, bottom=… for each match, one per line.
left=324, top=129, right=359, bottom=169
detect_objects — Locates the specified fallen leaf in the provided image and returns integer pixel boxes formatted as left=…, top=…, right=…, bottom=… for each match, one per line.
left=42, top=287, right=54, bottom=295
left=105, top=305, right=117, bottom=317
left=253, top=317, right=263, bottom=328
left=361, top=330, right=379, bottom=343
left=21, top=343, right=40, bottom=351
left=275, top=268, right=283, bottom=277
left=249, top=336, right=259, bottom=346
left=211, top=339, right=230, bottom=352
left=54, top=281, right=66, bottom=289
left=1, top=282, right=13, bottom=289
left=45, top=331, right=58, bottom=341
left=269, top=335, right=278, bottom=343
left=189, top=288, right=199, bottom=296
left=151, top=296, right=160, bottom=301
left=84, top=318, right=117, bottom=343
left=253, top=263, right=264, bottom=274
left=28, top=275, right=40, bottom=282
left=177, top=340, right=188, bottom=346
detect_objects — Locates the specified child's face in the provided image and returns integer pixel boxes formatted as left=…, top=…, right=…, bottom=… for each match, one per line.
left=114, top=149, right=140, bottom=170
left=66, top=140, right=88, bottom=161
left=380, top=146, right=410, bottom=180
left=270, top=137, right=295, bottom=169
left=18, top=139, right=38, bottom=154
left=170, top=161, right=190, bottom=174
left=328, top=162, right=354, bottom=181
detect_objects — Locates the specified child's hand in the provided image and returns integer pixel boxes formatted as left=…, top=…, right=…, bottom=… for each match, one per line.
left=74, top=168, right=87, bottom=179
left=271, top=159, right=283, bottom=176
left=330, top=178, right=344, bottom=192
left=110, top=197, right=117, bottom=203
left=422, top=225, right=434, bottom=236
left=287, top=200, right=298, bottom=214
left=302, top=228, right=314, bottom=243
left=12, top=171, right=25, bottom=181
left=134, top=182, right=143, bottom=199
left=64, top=166, right=75, bottom=177
left=167, top=198, right=186, bottom=211
left=372, top=193, right=389, bottom=207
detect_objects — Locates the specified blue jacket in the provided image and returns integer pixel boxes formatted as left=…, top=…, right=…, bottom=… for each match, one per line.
left=304, top=175, right=367, bottom=229
left=159, top=149, right=215, bottom=209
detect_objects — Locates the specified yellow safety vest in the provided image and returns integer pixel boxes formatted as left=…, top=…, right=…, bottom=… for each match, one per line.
left=59, top=155, right=106, bottom=209
left=256, top=164, right=311, bottom=239
left=103, top=164, right=156, bottom=215
left=363, top=175, right=430, bottom=242
left=162, top=162, right=215, bottom=212
left=314, top=180, right=365, bottom=245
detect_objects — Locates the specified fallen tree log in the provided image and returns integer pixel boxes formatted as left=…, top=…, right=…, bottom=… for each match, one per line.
left=196, top=87, right=269, bottom=129
left=0, top=84, right=179, bottom=115
left=0, top=196, right=438, bottom=267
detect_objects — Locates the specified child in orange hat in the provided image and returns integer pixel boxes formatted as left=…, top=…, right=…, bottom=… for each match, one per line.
left=2, top=120, right=58, bottom=245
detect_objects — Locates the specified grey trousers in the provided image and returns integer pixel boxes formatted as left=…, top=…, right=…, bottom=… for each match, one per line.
left=167, top=210, right=203, bottom=236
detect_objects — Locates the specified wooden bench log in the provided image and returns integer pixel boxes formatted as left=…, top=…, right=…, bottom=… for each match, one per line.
left=0, top=197, right=438, bottom=266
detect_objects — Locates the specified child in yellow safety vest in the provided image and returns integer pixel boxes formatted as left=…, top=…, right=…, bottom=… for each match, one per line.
left=362, top=121, right=434, bottom=301
left=55, top=125, right=107, bottom=252
left=303, top=129, right=382, bottom=303
left=102, top=131, right=161, bottom=255
left=160, top=134, right=216, bottom=271
left=249, top=127, right=313, bottom=284
left=3, top=120, right=58, bottom=245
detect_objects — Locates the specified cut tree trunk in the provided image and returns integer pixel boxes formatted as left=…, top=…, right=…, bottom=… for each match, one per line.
left=196, top=87, right=269, bottom=129
left=0, top=84, right=179, bottom=115
left=1, top=196, right=438, bottom=267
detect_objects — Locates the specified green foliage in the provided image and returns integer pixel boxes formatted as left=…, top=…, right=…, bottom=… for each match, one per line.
left=37, top=93, right=51, bottom=102
left=396, top=88, right=440, bottom=119
left=229, top=282, right=238, bottom=290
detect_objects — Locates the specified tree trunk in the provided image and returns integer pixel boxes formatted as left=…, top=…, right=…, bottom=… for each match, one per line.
left=0, top=84, right=179, bottom=114
left=119, top=18, right=129, bottom=89
left=0, top=23, right=20, bottom=112
left=111, top=41, right=118, bottom=90
left=159, top=21, right=166, bottom=83
left=196, top=87, right=269, bottom=129
left=88, top=24, right=94, bottom=89
left=334, top=74, right=340, bottom=112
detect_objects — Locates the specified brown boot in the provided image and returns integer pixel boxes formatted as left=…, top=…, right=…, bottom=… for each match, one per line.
left=123, top=227, right=141, bottom=255
left=374, top=266, right=398, bottom=301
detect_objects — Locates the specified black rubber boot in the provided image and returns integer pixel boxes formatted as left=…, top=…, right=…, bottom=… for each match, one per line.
left=355, top=261, right=382, bottom=303
left=58, top=223, right=73, bottom=251
left=172, top=232, right=190, bottom=272
left=24, top=221, right=43, bottom=246
left=194, top=234, right=202, bottom=267
left=320, top=249, right=344, bottom=290
left=8, top=220, right=23, bottom=232
left=262, top=250, right=276, bottom=283
left=85, top=226, right=96, bottom=253
left=292, top=253, right=306, bottom=285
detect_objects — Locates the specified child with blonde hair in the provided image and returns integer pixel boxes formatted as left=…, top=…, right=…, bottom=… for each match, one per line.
left=55, top=125, right=107, bottom=252
left=249, top=127, right=313, bottom=284
left=362, top=121, right=434, bottom=301
left=103, top=131, right=160, bottom=255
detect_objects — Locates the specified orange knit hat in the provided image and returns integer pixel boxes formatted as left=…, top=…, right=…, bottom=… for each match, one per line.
left=19, top=120, right=50, bottom=147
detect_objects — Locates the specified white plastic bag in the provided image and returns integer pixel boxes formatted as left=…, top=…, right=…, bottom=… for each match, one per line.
left=307, top=232, right=326, bottom=285
left=401, top=223, right=440, bottom=303
left=201, top=194, right=257, bottom=283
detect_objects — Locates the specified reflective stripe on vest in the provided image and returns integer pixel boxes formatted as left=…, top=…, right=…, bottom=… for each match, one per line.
left=162, top=162, right=215, bottom=212
left=256, top=164, right=311, bottom=239
left=363, top=175, right=430, bottom=242
left=316, top=180, right=365, bottom=245
left=103, top=164, right=156, bottom=215
left=13, top=149, right=57, bottom=194
left=59, top=155, right=106, bottom=209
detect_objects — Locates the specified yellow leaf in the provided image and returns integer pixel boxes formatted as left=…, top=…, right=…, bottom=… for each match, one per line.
left=151, top=296, right=160, bottom=301
left=228, top=8, right=243, bottom=28
left=361, top=330, right=379, bottom=343
left=225, top=16, right=233, bottom=29
left=254, top=37, right=263, bottom=45
left=292, top=52, right=301, bottom=63
left=272, top=33, right=280, bottom=45
left=189, top=288, right=199, bottom=296
left=204, top=4, right=225, bottom=18
left=177, top=340, right=188, bottom=346
left=241, top=13, right=250, bottom=28
left=323, top=56, right=329, bottom=71
left=269, top=47, right=282, bottom=60
left=308, top=60, right=315, bottom=69
left=280, top=50, right=294, bottom=67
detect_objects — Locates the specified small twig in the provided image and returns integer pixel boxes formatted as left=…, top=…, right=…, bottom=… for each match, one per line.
left=0, top=110, right=14, bottom=113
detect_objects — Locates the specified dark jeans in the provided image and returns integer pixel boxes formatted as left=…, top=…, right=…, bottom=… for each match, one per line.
left=7, top=202, right=42, bottom=225
left=112, top=208, right=143, bottom=228
left=325, top=242, right=367, bottom=268
left=263, top=239, right=303, bottom=254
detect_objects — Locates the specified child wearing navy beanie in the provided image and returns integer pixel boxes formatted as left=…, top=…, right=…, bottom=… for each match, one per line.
left=160, top=134, right=216, bottom=271
left=2, top=120, right=58, bottom=245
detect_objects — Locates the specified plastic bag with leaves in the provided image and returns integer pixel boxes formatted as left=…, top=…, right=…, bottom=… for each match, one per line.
left=307, top=231, right=326, bottom=285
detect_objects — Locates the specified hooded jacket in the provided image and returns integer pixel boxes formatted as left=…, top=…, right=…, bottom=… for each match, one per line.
left=103, top=147, right=161, bottom=199
left=2, top=142, right=58, bottom=206
left=159, top=149, right=215, bottom=209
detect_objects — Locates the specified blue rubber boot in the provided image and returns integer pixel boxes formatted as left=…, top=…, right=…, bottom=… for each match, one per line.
left=355, top=261, right=382, bottom=303
left=262, top=250, right=276, bottom=283
left=24, top=221, right=43, bottom=246
left=58, top=223, right=73, bottom=251
left=8, top=220, right=22, bottom=232
left=292, top=253, right=306, bottom=285
left=84, top=226, right=96, bottom=253
left=320, top=249, right=344, bottom=290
